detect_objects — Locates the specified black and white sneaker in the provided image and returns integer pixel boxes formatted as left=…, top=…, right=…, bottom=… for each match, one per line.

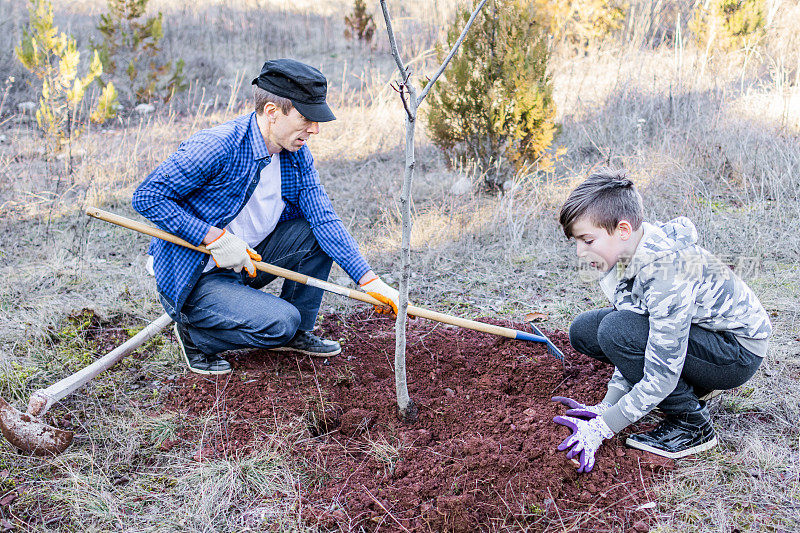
left=272, top=330, right=341, bottom=358
left=626, top=404, right=717, bottom=459
left=174, top=323, right=231, bottom=375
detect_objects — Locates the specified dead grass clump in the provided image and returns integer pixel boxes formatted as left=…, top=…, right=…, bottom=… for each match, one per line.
left=1, top=405, right=316, bottom=531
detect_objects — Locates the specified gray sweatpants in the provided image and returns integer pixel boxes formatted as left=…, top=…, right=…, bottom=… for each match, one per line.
left=569, top=308, right=763, bottom=414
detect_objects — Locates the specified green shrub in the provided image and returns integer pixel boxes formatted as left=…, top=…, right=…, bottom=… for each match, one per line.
left=93, top=0, right=187, bottom=104
left=690, top=0, right=766, bottom=52
left=424, top=0, right=557, bottom=188
left=533, top=0, right=627, bottom=49
left=344, top=0, right=376, bottom=43
left=15, top=0, right=118, bottom=153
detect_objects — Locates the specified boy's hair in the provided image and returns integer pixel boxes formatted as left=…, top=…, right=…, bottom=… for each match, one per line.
left=254, top=86, right=293, bottom=115
left=559, top=169, right=644, bottom=238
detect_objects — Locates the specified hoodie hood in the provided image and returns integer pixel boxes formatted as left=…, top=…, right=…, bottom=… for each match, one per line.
left=598, top=217, right=698, bottom=300
left=622, top=217, right=698, bottom=280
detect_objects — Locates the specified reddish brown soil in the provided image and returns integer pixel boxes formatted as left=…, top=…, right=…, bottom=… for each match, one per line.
left=162, top=311, right=672, bottom=532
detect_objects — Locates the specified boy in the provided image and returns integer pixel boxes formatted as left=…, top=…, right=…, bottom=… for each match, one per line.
left=552, top=170, right=770, bottom=472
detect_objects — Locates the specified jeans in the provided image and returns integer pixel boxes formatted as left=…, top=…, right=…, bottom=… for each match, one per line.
left=569, top=308, right=762, bottom=413
left=162, top=218, right=333, bottom=355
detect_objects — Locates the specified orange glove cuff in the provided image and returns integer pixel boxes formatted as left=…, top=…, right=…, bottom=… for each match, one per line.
left=359, top=274, right=378, bottom=286
left=207, top=229, right=226, bottom=245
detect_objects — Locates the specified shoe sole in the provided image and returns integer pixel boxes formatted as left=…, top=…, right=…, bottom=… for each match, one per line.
left=625, top=435, right=718, bottom=459
left=174, top=324, right=231, bottom=375
left=698, top=389, right=724, bottom=401
left=271, top=346, right=341, bottom=358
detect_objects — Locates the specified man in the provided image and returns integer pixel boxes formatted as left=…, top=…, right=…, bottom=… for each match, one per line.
left=133, top=59, right=399, bottom=375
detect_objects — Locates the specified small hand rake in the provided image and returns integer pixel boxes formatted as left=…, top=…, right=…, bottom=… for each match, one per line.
left=86, top=207, right=564, bottom=360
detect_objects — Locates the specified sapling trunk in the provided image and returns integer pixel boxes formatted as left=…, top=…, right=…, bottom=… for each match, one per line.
left=380, top=0, right=487, bottom=423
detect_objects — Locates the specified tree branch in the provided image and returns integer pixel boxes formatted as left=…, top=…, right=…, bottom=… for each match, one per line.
left=391, top=80, right=414, bottom=122
left=381, top=0, right=419, bottom=122
left=417, top=0, right=488, bottom=104
left=378, top=0, right=484, bottom=423
left=379, top=0, right=408, bottom=80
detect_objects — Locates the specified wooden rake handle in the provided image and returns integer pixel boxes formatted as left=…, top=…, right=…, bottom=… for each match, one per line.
left=86, top=208, right=548, bottom=344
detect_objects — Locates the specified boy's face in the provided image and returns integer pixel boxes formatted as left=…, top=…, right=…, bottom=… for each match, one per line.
left=570, top=216, right=634, bottom=273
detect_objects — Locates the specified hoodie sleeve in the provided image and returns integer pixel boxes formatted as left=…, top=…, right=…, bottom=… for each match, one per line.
left=602, top=368, right=633, bottom=406
left=602, top=264, right=699, bottom=433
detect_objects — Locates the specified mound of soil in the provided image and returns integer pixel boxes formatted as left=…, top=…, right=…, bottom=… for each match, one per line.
left=162, top=312, right=672, bottom=532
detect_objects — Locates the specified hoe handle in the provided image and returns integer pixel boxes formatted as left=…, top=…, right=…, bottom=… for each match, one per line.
left=27, top=313, right=173, bottom=416
left=86, top=208, right=547, bottom=344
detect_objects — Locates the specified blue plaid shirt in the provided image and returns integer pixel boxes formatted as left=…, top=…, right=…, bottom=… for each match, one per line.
left=132, top=112, right=371, bottom=317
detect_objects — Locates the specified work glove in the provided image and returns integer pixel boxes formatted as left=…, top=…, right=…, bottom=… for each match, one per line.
left=553, top=415, right=614, bottom=473
left=359, top=276, right=400, bottom=315
left=551, top=396, right=611, bottom=419
left=205, top=230, right=261, bottom=277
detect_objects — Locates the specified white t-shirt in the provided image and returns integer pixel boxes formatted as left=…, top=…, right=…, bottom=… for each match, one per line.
left=203, top=154, right=285, bottom=272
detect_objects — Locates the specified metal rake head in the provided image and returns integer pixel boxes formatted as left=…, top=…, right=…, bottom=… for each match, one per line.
left=528, top=323, right=564, bottom=361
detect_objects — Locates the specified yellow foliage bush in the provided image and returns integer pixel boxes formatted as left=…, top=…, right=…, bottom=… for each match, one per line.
left=15, top=0, right=118, bottom=153
left=533, top=0, right=627, bottom=48
left=690, top=0, right=766, bottom=52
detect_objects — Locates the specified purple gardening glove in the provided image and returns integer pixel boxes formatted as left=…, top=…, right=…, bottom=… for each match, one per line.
left=551, top=396, right=611, bottom=419
left=553, top=415, right=614, bottom=473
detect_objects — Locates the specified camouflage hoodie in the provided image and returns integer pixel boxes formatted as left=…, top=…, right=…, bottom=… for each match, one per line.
left=598, top=217, right=771, bottom=433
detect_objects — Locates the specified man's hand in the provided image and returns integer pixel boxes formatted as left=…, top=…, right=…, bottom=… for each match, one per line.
left=359, top=275, right=400, bottom=315
left=205, top=230, right=261, bottom=277
left=552, top=396, right=611, bottom=419
left=553, top=415, right=614, bottom=473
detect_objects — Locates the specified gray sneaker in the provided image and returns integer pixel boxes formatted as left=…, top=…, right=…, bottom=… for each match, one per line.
left=272, top=330, right=341, bottom=357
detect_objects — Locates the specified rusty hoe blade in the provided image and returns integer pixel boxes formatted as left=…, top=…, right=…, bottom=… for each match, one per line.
left=0, top=397, right=73, bottom=456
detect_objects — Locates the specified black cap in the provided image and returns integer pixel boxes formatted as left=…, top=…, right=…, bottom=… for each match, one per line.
left=252, top=59, right=336, bottom=122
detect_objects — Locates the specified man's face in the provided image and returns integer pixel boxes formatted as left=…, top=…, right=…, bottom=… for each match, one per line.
left=570, top=215, right=631, bottom=273
left=266, top=106, right=320, bottom=153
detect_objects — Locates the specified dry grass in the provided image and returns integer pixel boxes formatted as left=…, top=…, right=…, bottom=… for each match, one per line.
left=0, top=0, right=799, bottom=531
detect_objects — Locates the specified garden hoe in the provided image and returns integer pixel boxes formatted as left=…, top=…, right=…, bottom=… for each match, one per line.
left=0, top=313, right=172, bottom=455
left=87, top=208, right=564, bottom=360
